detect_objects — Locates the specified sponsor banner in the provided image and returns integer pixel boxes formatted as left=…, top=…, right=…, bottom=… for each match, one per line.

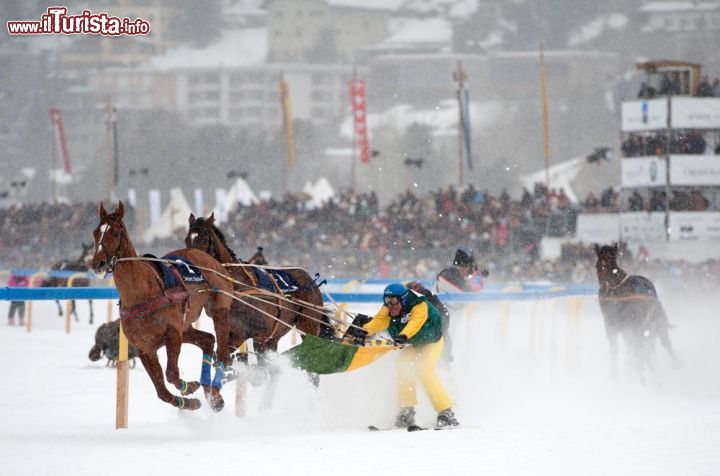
left=575, top=213, right=620, bottom=244
left=620, top=212, right=666, bottom=243
left=671, top=97, right=720, bottom=129
left=621, top=157, right=667, bottom=187
left=349, top=79, right=370, bottom=164
left=669, top=212, right=720, bottom=241
left=670, top=155, right=720, bottom=186
left=621, top=99, right=667, bottom=132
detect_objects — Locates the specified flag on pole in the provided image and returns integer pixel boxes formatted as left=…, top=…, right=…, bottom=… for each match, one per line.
left=349, top=79, right=370, bottom=164
left=278, top=79, right=296, bottom=169
left=284, top=335, right=396, bottom=374
left=49, top=107, right=72, bottom=174
left=462, top=88, right=473, bottom=170
left=111, top=107, right=119, bottom=186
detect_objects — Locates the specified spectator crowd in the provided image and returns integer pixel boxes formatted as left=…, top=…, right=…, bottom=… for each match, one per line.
left=0, top=185, right=718, bottom=292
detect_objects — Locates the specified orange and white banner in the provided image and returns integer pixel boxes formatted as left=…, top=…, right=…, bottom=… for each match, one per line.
left=49, top=107, right=72, bottom=174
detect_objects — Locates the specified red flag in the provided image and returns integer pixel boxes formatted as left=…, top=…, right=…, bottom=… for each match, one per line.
left=349, top=79, right=370, bottom=164
left=49, top=107, right=72, bottom=174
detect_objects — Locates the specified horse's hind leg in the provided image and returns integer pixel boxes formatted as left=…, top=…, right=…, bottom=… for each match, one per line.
left=55, top=300, right=63, bottom=317
left=71, top=300, right=79, bottom=322
left=164, top=328, right=201, bottom=397
left=88, top=300, right=94, bottom=325
left=655, top=302, right=681, bottom=369
left=138, top=350, right=200, bottom=411
left=206, top=306, right=231, bottom=412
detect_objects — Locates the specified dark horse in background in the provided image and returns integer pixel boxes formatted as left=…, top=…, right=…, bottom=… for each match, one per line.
left=43, top=243, right=95, bottom=324
left=185, top=213, right=333, bottom=391
left=595, top=244, right=680, bottom=382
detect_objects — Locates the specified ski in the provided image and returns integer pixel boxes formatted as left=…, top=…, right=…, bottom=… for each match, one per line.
left=407, top=424, right=465, bottom=431
left=368, top=425, right=396, bottom=431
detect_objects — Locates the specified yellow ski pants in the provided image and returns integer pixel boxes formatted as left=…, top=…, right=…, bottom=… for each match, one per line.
left=397, top=337, right=452, bottom=412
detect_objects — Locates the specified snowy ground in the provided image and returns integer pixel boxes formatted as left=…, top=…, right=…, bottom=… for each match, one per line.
left=2, top=291, right=720, bottom=475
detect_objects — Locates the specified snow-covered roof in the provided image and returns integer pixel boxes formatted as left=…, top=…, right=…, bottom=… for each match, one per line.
left=640, top=1, right=719, bottom=12
left=149, top=28, right=267, bottom=70
left=340, top=99, right=506, bottom=141
left=567, top=14, right=629, bottom=48
left=325, top=0, right=405, bottom=11
left=381, top=17, right=452, bottom=46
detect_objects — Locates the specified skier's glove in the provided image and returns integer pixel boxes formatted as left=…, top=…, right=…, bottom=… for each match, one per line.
left=394, top=334, right=408, bottom=346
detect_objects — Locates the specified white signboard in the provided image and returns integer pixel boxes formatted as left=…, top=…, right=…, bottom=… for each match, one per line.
left=620, top=212, right=666, bottom=243
left=670, top=155, right=720, bottom=186
left=621, top=157, right=667, bottom=187
left=575, top=213, right=620, bottom=244
left=671, top=97, right=720, bottom=129
left=670, top=212, right=720, bottom=241
left=621, top=99, right=667, bottom=132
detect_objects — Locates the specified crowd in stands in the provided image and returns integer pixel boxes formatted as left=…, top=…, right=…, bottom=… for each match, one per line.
left=621, top=131, right=711, bottom=157
left=1, top=186, right=720, bottom=293
left=637, top=74, right=720, bottom=99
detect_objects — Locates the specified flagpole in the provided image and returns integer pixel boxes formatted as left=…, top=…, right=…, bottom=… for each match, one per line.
left=51, top=109, right=58, bottom=202
left=278, top=74, right=295, bottom=196
left=453, top=61, right=467, bottom=188
left=105, top=96, right=115, bottom=202
left=539, top=42, right=551, bottom=189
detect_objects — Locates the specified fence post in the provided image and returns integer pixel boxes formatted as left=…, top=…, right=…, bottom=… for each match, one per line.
left=116, top=321, right=129, bottom=429
left=65, top=272, right=86, bottom=334
left=235, top=341, right=248, bottom=417
left=26, top=271, right=48, bottom=333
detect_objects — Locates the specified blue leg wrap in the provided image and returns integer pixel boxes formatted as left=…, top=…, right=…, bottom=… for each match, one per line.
left=200, top=354, right=213, bottom=386
left=211, top=361, right=225, bottom=389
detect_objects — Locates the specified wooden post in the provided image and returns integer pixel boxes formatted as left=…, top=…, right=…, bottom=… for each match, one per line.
left=234, top=342, right=248, bottom=417
left=116, top=321, right=129, bottom=429
left=26, top=272, right=47, bottom=333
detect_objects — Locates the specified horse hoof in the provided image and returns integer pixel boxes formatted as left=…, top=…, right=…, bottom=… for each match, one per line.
left=175, top=397, right=201, bottom=411
left=211, top=397, right=225, bottom=412
left=179, top=380, right=201, bottom=396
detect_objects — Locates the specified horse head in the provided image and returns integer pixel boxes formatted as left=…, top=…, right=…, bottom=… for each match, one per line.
left=595, top=243, right=621, bottom=289
left=185, top=212, right=217, bottom=256
left=92, top=201, right=129, bottom=276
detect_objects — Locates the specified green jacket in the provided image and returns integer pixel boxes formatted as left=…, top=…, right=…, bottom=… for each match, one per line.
left=364, top=291, right=442, bottom=346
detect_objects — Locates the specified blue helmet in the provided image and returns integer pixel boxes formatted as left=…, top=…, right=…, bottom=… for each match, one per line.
left=383, top=283, right=408, bottom=300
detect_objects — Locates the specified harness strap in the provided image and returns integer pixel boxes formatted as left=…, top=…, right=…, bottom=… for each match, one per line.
left=120, top=290, right=188, bottom=320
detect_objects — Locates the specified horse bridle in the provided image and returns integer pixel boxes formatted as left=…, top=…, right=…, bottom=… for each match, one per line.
left=96, top=216, right=127, bottom=273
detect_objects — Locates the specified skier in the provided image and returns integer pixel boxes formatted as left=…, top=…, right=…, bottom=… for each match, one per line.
left=354, top=283, right=459, bottom=429
left=404, top=280, right=454, bottom=362
left=436, top=249, right=488, bottom=293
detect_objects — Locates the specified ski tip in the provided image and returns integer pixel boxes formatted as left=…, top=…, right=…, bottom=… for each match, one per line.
left=406, top=424, right=427, bottom=432
left=367, top=425, right=382, bottom=431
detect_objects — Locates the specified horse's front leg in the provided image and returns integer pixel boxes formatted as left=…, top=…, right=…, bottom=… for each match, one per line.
left=182, top=326, right=216, bottom=400
left=55, top=300, right=63, bottom=317
left=88, top=300, right=94, bottom=325
left=164, top=328, right=201, bottom=397
left=71, top=300, right=79, bottom=322
left=138, top=349, right=200, bottom=411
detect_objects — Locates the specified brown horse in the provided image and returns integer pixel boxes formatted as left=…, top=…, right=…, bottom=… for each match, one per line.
left=184, top=213, right=332, bottom=370
left=43, top=243, right=95, bottom=324
left=91, top=202, right=234, bottom=411
left=595, top=243, right=679, bottom=382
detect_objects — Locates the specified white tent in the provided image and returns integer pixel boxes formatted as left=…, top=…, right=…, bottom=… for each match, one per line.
left=143, top=187, right=193, bottom=243
left=224, top=177, right=258, bottom=209
left=308, top=177, right=335, bottom=207
left=520, top=158, right=584, bottom=204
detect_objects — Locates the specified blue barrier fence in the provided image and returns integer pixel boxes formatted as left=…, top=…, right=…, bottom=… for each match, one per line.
left=0, top=284, right=598, bottom=302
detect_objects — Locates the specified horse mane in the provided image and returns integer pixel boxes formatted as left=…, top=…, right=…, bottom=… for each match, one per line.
left=209, top=222, right=240, bottom=263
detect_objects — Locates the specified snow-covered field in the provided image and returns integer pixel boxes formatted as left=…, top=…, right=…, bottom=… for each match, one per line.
left=2, top=291, right=720, bottom=475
